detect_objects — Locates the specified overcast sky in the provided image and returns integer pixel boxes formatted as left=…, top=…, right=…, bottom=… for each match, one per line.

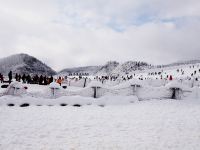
left=0, top=0, right=200, bottom=71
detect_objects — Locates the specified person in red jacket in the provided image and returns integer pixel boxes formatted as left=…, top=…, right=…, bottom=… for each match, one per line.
left=169, top=75, right=173, bottom=81
left=57, top=77, right=62, bottom=86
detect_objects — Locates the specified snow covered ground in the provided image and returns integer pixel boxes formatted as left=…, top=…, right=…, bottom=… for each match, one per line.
left=0, top=98, right=200, bottom=150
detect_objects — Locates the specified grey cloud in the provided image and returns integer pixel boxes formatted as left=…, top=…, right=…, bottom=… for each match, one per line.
left=0, top=0, right=200, bottom=71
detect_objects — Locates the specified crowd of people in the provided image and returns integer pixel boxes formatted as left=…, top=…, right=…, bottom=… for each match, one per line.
left=93, top=67, right=200, bottom=84
left=1, top=65, right=200, bottom=87
left=15, top=73, right=54, bottom=85
left=0, top=71, right=61, bottom=85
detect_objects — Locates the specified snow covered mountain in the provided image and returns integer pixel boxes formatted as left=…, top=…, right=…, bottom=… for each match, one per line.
left=59, top=61, right=152, bottom=76
left=58, top=61, right=120, bottom=76
left=112, top=61, right=151, bottom=75
left=0, top=54, right=56, bottom=76
left=95, top=61, right=120, bottom=76
left=58, top=66, right=102, bottom=76
left=3, top=53, right=199, bottom=77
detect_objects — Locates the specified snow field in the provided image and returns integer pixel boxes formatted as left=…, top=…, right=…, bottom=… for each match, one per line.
left=0, top=99, right=200, bottom=150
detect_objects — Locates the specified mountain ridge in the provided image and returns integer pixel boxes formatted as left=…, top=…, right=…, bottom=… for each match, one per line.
left=0, top=53, right=56, bottom=76
left=1, top=53, right=200, bottom=76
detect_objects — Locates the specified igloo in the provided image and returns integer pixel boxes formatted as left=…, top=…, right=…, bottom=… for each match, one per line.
left=87, top=80, right=103, bottom=98
left=5, top=82, right=27, bottom=96
left=129, top=79, right=144, bottom=94
left=49, top=82, right=62, bottom=98
left=166, top=81, right=190, bottom=100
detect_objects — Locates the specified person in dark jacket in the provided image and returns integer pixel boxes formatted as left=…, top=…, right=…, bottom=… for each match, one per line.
left=0, top=73, right=3, bottom=83
left=39, top=75, right=43, bottom=85
left=35, top=74, right=39, bottom=84
left=49, top=76, right=54, bottom=84
left=15, top=73, right=19, bottom=82
left=26, top=75, right=32, bottom=84
left=18, top=74, right=21, bottom=82
left=43, top=76, right=47, bottom=85
left=8, top=71, right=12, bottom=84
left=22, top=74, right=26, bottom=83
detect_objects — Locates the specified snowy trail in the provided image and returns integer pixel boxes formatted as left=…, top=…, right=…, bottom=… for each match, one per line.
left=0, top=99, right=200, bottom=150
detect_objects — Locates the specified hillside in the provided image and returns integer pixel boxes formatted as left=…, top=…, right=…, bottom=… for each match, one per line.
left=95, top=61, right=120, bottom=76
left=0, top=54, right=56, bottom=76
left=58, top=66, right=102, bottom=76
left=112, top=61, right=151, bottom=75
